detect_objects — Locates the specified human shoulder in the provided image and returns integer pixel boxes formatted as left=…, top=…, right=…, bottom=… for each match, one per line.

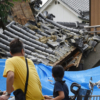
left=55, top=81, right=62, bottom=86
left=54, top=81, right=64, bottom=92
left=6, top=57, right=14, bottom=63
left=27, top=58, right=35, bottom=66
left=55, top=81, right=68, bottom=87
left=27, top=58, right=33, bottom=63
left=6, top=56, right=21, bottom=61
left=63, top=82, right=68, bottom=87
left=63, top=83, right=69, bottom=91
left=6, top=57, right=13, bottom=60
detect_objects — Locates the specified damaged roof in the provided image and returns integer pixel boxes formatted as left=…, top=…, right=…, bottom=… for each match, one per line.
left=0, top=21, right=74, bottom=66
left=0, top=0, right=99, bottom=70
left=1, top=12, right=100, bottom=70
left=0, top=0, right=100, bottom=71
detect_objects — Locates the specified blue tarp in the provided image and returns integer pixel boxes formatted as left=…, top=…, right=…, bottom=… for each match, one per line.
left=0, top=59, right=100, bottom=96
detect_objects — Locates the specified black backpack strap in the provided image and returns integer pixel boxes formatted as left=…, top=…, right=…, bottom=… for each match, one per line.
left=24, top=58, right=29, bottom=96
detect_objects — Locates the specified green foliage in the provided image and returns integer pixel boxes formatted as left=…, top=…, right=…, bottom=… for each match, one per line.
left=0, top=0, right=26, bottom=24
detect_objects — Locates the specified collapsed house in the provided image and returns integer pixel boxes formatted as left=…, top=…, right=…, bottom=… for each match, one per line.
left=0, top=0, right=100, bottom=71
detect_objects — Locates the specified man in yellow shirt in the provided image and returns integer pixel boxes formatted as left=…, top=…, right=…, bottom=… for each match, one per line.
left=0, top=38, right=44, bottom=100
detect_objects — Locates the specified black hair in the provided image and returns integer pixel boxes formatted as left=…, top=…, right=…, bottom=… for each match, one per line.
left=52, top=65, right=64, bottom=79
left=10, top=38, right=24, bottom=54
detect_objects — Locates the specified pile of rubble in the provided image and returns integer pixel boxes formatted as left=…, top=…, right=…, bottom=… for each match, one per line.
left=0, top=0, right=100, bottom=70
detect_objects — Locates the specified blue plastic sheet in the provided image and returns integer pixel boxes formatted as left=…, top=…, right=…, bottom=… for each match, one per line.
left=0, top=59, right=100, bottom=96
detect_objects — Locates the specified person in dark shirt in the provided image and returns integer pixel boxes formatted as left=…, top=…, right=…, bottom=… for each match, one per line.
left=44, top=65, right=69, bottom=100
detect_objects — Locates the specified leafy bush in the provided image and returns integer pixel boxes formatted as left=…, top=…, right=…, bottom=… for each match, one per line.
left=0, top=0, right=26, bottom=24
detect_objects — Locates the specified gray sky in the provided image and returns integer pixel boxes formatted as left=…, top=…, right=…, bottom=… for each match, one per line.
left=42, top=0, right=48, bottom=5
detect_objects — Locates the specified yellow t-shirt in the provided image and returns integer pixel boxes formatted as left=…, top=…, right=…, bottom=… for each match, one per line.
left=3, top=56, right=44, bottom=100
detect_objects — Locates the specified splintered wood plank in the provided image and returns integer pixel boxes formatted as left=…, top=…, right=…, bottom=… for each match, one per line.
left=64, top=52, right=82, bottom=70
left=75, top=53, right=82, bottom=68
left=49, top=47, right=76, bottom=67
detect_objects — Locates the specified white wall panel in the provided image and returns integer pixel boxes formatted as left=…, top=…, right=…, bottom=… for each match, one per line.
left=43, top=2, right=82, bottom=22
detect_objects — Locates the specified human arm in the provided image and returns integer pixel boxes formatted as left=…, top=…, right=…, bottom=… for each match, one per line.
left=0, top=71, right=14, bottom=100
left=44, top=91, right=64, bottom=100
left=6, top=71, right=14, bottom=93
left=3, top=86, right=14, bottom=95
left=44, top=95, right=52, bottom=99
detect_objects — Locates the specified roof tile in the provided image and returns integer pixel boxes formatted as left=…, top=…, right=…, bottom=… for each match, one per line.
left=61, top=0, right=89, bottom=14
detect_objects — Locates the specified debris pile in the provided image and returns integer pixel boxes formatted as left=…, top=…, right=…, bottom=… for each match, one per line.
left=0, top=1, right=100, bottom=70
